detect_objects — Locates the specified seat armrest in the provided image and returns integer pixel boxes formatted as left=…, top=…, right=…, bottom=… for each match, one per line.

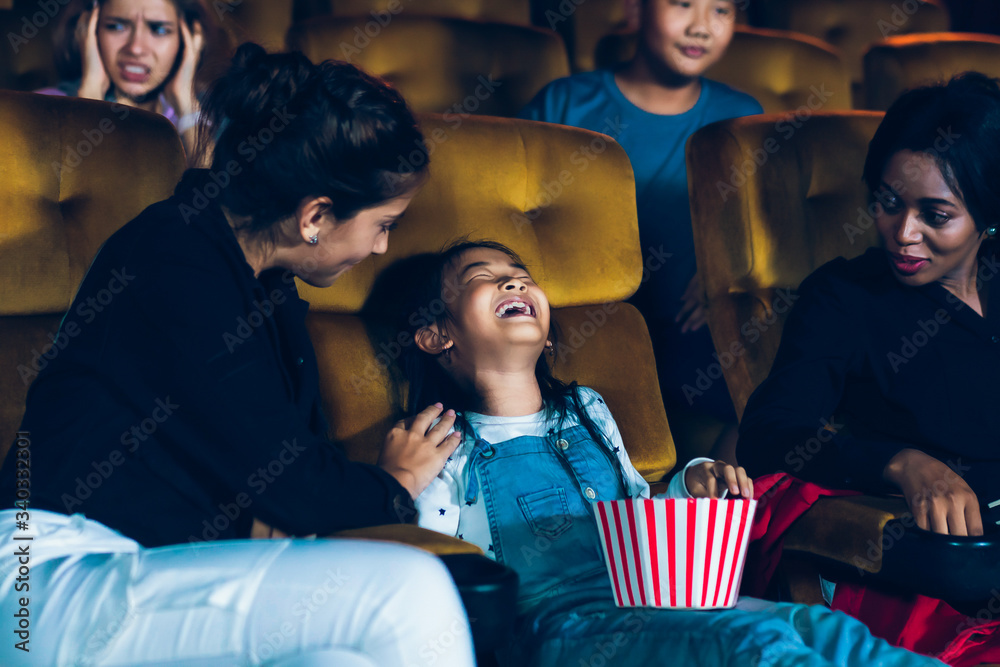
left=332, top=524, right=485, bottom=556
left=783, top=495, right=908, bottom=574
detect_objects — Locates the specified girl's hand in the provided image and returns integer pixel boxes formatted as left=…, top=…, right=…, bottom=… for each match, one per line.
left=165, top=18, right=203, bottom=117
left=685, top=460, right=753, bottom=499
left=378, top=403, right=462, bottom=499
left=76, top=3, right=110, bottom=100
left=883, top=448, right=983, bottom=536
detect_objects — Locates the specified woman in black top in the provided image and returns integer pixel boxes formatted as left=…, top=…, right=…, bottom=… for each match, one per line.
left=0, top=44, right=472, bottom=666
left=739, top=73, right=1000, bottom=538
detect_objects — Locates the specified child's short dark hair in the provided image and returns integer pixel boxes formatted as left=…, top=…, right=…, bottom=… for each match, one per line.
left=863, top=72, right=1000, bottom=234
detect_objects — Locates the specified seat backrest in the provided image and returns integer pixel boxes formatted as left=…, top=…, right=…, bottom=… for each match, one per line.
left=0, top=91, right=186, bottom=458
left=298, top=114, right=677, bottom=482
left=286, top=15, right=569, bottom=116
left=686, top=111, right=884, bottom=418
left=756, top=0, right=950, bottom=103
left=217, top=0, right=296, bottom=51
left=326, top=0, right=531, bottom=25
left=863, top=32, right=1000, bottom=109
left=595, top=25, right=853, bottom=113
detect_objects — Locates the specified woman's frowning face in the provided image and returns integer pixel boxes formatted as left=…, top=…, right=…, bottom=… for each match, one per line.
left=97, top=0, right=182, bottom=101
left=875, top=150, right=986, bottom=289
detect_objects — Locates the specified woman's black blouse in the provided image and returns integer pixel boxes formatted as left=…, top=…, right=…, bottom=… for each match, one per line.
left=738, top=247, right=1000, bottom=514
left=1, top=170, right=414, bottom=547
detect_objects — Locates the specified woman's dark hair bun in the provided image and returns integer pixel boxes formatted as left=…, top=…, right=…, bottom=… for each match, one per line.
left=196, top=43, right=428, bottom=241
left=213, top=43, right=316, bottom=136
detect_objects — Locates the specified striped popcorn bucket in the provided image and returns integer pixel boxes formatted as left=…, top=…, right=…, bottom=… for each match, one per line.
left=593, top=498, right=757, bottom=609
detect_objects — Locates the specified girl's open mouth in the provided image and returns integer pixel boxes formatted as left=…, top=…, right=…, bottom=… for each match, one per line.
left=495, top=299, right=535, bottom=318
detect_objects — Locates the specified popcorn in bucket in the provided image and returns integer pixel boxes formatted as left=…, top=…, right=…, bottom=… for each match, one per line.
left=592, top=498, right=757, bottom=609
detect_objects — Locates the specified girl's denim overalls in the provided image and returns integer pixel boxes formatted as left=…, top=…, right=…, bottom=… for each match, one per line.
left=462, top=415, right=946, bottom=667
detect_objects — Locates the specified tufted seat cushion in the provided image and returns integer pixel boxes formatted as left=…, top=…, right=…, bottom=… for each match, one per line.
left=863, top=32, right=1000, bottom=109
left=756, top=0, right=950, bottom=105
left=687, top=111, right=884, bottom=417
left=0, top=90, right=186, bottom=458
left=287, top=15, right=569, bottom=116
left=300, top=114, right=676, bottom=482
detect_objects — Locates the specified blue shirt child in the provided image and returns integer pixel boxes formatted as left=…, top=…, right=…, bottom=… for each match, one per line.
left=519, top=71, right=762, bottom=417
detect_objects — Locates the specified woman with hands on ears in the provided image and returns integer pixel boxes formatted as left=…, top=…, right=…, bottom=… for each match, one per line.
left=45, top=0, right=230, bottom=163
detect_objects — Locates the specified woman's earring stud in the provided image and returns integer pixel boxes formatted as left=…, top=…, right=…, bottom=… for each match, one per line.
left=309, top=234, right=319, bottom=245
left=545, top=340, right=555, bottom=356
left=988, top=227, right=997, bottom=237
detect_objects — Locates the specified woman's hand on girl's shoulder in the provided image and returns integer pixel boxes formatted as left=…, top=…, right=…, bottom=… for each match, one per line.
left=883, top=448, right=984, bottom=536
left=685, top=460, right=753, bottom=499
left=378, top=403, right=462, bottom=500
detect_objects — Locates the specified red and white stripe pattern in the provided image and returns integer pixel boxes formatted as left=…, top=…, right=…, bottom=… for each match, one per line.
left=593, top=498, right=756, bottom=609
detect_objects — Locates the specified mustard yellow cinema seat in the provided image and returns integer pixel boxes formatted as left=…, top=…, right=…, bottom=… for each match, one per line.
left=214, top=0, right=296, bottom=52
left=296, top=113, right=672, bottom=661
left=755, top=0, right=950, bottom=105
left=297, top=113, right=676, bottom=488
left=0, top=85, right=509, bottom=657
left=595, top=25, right=853, bottom=113
left=863, top=32, right=1000, bottom=110
left=687, top=111, right=1000, bottom=604
left=325, top=0, right=531, bottom=26
left=287, top=15, right=569, bottom=116
left=0, top=91, right=186, bottom=460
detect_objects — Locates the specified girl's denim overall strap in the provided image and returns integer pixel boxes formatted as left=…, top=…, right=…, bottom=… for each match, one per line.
left=463, top=421, right=629, bottom=609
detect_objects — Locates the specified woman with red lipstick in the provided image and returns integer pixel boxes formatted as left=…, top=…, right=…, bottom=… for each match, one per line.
left=739, top=73, right=1000, bottom=538
left=43, top=0, right=229, bottom=162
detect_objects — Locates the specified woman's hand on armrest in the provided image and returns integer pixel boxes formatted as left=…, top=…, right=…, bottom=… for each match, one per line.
left=883, top=448, right=983, bottom=536
left=378, top=403, right=462, bottom=500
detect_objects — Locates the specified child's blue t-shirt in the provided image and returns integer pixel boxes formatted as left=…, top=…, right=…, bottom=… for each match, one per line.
left=518, top=70, right=762, bottom=323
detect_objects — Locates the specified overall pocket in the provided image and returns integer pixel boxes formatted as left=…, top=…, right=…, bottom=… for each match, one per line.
left=517, top=487, right=573, bottom=538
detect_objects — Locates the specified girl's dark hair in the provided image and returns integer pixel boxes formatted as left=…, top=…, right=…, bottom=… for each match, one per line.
left=382, top=240, right=610, bottom=448
left=53, top=0, right=230, bottom=91
left=863, top=71, right=1000, bottom=234
left=197, top=42, right=427, bottom=237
